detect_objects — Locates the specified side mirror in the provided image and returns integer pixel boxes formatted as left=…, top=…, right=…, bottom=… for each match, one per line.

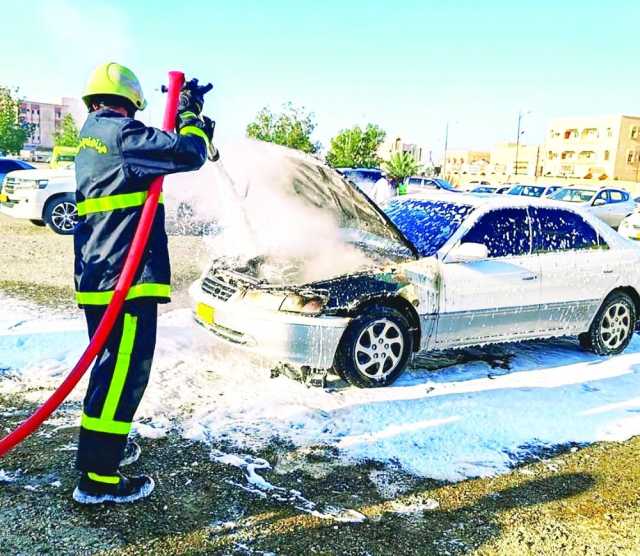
left=445, top=242, right=489, bottom=263
left=593, top=198, right=606, bottom=207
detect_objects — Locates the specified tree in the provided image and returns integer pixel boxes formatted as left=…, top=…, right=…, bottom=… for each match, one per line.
left=383, top=152, right=421, bottom=183
left=246, top=102, right=320, bottom=153
left=0, top=86, right=31, bottom=155
left=53, top=113, right=80, bottom=147
left=325, top=124, right=386, bottom=168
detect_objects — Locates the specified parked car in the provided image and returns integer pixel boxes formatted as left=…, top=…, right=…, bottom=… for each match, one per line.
left=470, top=185, right=497, bottom=194
left=0, top=158, right=34, bottom=183
left=50, top=146, right=79, bottom=169
left=470, top=185, right=510, bottom=194
left=0, top=166, right=77, bottom=234
left=506, top=184, right=561, bottom=198
left=404, top=176, right=457, bottom=194
left=618, top=211, right=640, bottom=241
left=190, top=150, right=640, bottom=388
left=549, top=186, right=635, bottom=229
left=335, top=167, right=384, bottom=194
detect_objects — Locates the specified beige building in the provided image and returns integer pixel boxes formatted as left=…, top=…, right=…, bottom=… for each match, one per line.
left=490, top=142, right=541, bottom=178
left=20, top=97, right=85, bottom=152
left=542, top=115, right=640, bottom=182
left=444, top=149, right=490, bottom=176
left=379, top=136, right=423, bottom=163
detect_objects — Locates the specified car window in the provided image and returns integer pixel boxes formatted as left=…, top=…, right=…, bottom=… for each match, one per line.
left=508, top=185, right=545, bottom=197
left=608, top=190, right=627, bottom=203
left=594, top=191, right=610, bottom=204
left=550, top=188, right=596, bottom=203
left=407, top=177, right=422, bottom=186
left=461, top=208, right=531, bottom=258
left=384, top=199, right=475, bottom=257
left=530, top=207, right=608, bottom=253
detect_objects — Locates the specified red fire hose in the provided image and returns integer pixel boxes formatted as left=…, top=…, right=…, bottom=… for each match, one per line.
left=0, top=71, right=185, bottom=458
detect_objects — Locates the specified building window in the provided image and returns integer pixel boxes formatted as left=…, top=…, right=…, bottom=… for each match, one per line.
left=564, top=129, right=578, bottom=139
left=604, top=150, right=610, bottom=161
left=579, top=151, right=595, bottom=160
left=581, top=128, right=598, bottom=139
left=627, top=150, right=635, bottom=165
left=607, top=127, right=613, bottom=137
left=561, top=151, right=575, bottom=160
left=547, top=150, right=555, bottom=160
left=631, top=126, right=640, bottom=140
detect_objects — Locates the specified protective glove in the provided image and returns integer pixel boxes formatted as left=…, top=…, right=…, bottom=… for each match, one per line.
left=177, top=78, right=213, bottom=117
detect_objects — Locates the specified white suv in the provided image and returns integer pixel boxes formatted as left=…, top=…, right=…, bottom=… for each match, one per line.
left=0, top=167, right=77, bottom=234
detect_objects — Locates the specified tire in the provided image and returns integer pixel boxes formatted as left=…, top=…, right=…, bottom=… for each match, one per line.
left=582, top=291, right=636, bottom=356
left=334, top=306, right=413, bottom=388
left=44, top=194, right=78, bottom=235
left=29, top=219, right=46, bottom=227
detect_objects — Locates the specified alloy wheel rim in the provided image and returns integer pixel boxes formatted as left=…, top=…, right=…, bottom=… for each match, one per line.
left=51, top=202, right=78, bottom=232
left=354, top=318, right=404, bottom=380
left=600, top=302, right=631, bottom=350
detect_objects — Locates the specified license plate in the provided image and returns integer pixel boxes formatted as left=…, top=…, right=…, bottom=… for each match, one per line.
left=0, top=194, right=7, bottom=203
left=196, top=302, right=215, bottom=324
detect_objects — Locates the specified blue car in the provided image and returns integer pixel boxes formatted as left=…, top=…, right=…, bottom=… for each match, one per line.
left=336, top=167, right=384, bottom=190
left=0, top=158, right=35, bottom=184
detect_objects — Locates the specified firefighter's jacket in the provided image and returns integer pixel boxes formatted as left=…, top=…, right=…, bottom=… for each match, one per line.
left=74, top=108, right=207, bottom=306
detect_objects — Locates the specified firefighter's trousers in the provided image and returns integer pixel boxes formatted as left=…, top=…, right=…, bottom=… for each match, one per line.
left=76, top=301, right=157, bottom=474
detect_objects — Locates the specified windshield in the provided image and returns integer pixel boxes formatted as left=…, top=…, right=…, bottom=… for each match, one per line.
left=178, top=139, right=415, bottom=286
left=383, top=198, right=475, bottom=257
left=550, top=188, right=596, bottom=203
left=473, top=186, right=496, bottom=193
left=508, top=185, right=545, bottom=197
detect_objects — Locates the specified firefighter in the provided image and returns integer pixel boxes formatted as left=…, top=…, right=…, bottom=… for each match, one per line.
left=72, top=62, right=215, bottom=504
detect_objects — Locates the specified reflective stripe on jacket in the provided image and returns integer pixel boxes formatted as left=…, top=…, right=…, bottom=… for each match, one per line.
left=74, top=109, right=207, bottom=306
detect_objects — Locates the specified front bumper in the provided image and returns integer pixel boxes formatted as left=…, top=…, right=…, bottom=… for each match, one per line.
left=189, top=281, right=350, bottom=369
left=0, top=189, right=47, bottom=220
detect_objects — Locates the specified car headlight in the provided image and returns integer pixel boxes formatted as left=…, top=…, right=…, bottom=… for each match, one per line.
left=279, top=292, right=327, bottom=315
left=242, top=289, right=287, bottom=310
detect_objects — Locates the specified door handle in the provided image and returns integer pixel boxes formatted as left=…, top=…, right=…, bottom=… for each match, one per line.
left=603, top=269, right=614, bottom=274
left=522, top=275, right=538, bottom=281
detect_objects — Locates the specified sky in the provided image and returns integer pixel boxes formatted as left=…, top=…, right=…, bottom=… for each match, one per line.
left=2, top=0, right=639, bottom=158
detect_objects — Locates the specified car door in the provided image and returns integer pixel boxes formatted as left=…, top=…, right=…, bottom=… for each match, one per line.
left=435, top=207, right=542, bottom=348
left=530, top=207, right=619, bottom=334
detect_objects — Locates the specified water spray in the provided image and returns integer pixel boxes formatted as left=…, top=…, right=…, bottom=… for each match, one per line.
left=0, top=71, right=185, bottom=458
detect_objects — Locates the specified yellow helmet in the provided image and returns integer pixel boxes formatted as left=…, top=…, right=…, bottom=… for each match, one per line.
left=82, top=62, right=147, bottom=111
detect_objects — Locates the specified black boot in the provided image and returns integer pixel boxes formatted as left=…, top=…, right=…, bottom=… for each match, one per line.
left=72, top=471, right=154, bottom=505
left=120, top=440, right=141, bottom=467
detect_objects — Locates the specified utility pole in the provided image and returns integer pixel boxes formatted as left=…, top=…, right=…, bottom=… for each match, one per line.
left=514, top=110, right=532, bottom=177
left=442, top=121, right=449, bottom=178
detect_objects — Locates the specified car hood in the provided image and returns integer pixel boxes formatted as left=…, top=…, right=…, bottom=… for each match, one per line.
left=173, top=139, right=418, bottom=287
left=5, top=168, right=74, bottom=180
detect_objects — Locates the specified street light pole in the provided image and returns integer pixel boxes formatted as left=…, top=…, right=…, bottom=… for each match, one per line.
left=514, top=110, right=531, bottom=177
left=515, top=111, right=522, bottom=177
left=442, top=121, right=449, bottom=178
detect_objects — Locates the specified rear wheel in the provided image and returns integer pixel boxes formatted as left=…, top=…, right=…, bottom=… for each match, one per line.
left=582, top=292, right=636, bottom=356
left=334, top=306, right=413, bottom=388
left=44, top=194, right=77, bottom=235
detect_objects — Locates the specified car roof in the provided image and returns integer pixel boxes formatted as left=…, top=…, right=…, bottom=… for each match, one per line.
left=402, top=190, right=592, bottom=211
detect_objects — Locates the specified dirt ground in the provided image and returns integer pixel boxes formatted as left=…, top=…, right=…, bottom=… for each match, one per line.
left=1, top=214, right=640, bottom=555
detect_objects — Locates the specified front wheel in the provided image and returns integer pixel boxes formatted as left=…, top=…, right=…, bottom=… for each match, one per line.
left=582, top=292, right=636, bottom=356
left=44, top=194, right=78, bottom=235
left=334, top=306, right=413, bottom=388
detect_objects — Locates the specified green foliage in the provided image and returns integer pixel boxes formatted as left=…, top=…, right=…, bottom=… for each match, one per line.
left=246, top=102, right=320, bottom=154
left=53, top=113, right=80, bottom=147
left=0, top=86, right=31, bottom=155
left=383, top=152, right=422, bottom=182
left=325, top=124, right=386, bottom=168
